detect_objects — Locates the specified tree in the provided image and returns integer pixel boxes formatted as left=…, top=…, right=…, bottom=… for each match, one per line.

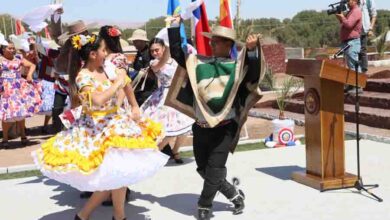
left=0, top=14, right=20, bottom=36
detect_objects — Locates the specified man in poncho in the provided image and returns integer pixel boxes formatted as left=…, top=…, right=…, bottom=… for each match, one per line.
left=166, top=24, right=266, bottom=220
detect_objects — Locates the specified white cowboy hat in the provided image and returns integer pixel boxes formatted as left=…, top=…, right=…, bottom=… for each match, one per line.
left=202, top=25, right=241, bottom=43
left=128, top=29, right=149, bottom=42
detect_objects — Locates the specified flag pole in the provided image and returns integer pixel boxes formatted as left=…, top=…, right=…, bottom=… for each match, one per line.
left=2, top=17, right=6, bottom=36
left=10, top=17, right=14, bottom=35
left=235, top=0, right=241, bottom=28
left=191, top=15, right=195, bottom=39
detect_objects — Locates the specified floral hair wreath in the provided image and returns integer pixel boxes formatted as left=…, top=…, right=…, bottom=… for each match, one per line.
left=108, top=27, right=121, bottom=37
left=71, top=34, right=97, bottom=50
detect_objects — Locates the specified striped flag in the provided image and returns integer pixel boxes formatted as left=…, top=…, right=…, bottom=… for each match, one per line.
left=219, top=0, right=237, bottom=58
left=15, top=20, right=26, bottom=35
left=167, top=0, right=187, bottom=51
left=192, top=0, right=212, bottom=56
left=220, top=0, right=233, bottom=28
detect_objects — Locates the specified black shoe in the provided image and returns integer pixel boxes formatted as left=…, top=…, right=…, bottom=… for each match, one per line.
left=161, top=144, right=173, bottom=158
left=74, top=214, right=82, bottom=220
left=21, top=137, right=29, bottom=146
left=1, top=140, right=9, bottom=149
left=79, top=191, right=93, bottom=199
left=198, top=207, right=211, bottom=220
left=173, top=153, right=184, bottom=164
left=231, top=190, right=245, bottom=215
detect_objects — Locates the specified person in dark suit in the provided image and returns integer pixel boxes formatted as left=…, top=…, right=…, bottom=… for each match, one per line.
left=128, top=29, right=157, bottom=106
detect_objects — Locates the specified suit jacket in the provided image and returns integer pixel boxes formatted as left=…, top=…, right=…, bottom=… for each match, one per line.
left=165, top=27, right=266, bottom=153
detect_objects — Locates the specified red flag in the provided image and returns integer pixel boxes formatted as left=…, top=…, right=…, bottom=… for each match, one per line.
left=219, top=0, right=238, bottom=58
left=192, top=0, right=212, bottom=56
left=220, top=0, right=233, bottom=28
left=15, top=20, right=26, bottom=35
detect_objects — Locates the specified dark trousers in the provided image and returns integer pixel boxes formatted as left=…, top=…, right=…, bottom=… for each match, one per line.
left=192, top=121, right=238, bottom=208
left=360, top=33, right=368, bottom=73
left=52, top=92, right=68, bottom=133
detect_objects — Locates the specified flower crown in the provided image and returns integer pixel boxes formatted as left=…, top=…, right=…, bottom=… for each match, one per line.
left=108, top=27, right=121, bottom=37
left=71, top=34, right=97, bottom=50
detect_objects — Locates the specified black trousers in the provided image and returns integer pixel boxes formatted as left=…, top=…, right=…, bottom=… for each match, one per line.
left=360, top=33, right=368, bottom=73
left=192, top=121, right=238, bottom=208
left=52, top=92, right=68, bottom=133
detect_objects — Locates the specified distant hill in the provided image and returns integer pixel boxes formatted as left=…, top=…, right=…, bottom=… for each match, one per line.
left=80, top=19, right=145, bottom=29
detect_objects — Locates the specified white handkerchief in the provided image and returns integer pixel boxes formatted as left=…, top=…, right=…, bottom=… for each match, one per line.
left=104, top=60, right=117, bottom=80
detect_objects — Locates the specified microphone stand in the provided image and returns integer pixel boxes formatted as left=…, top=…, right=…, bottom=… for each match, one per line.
left=323, top=53, right=383, bottom=202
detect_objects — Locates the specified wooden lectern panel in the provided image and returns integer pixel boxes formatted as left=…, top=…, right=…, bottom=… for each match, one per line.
left=286, top=59, right=323, bottom=77
left=303, top=77, right=322, bottom=177
left=286, top=59, right=367, bottom=87
left=320, top=79, right=345, bottom=178
left=321, top=61, right=367, bottom=88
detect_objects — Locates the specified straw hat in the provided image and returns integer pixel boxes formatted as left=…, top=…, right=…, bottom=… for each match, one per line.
left=58, top=20, right=96, bottom=42
left=202, top=25, right=238, bottom=42
left=127, top=29, right=148, bottom=42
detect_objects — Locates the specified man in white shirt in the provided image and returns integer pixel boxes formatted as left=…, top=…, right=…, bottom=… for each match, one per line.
left=360, top=0, right=377, bottom=73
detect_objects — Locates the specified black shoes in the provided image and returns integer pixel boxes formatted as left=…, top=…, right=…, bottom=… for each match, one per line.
left=197, top=190, right=244, bottom=219
left=112, top=217, right=126, bottom=220
left=231, top=189, right=245, bottom=215
left=197, top=207, right=211, bottom=220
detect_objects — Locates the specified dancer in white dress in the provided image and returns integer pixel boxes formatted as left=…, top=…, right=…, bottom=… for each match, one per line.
left=141, top=38, right=194, bottom=164
left=32, top=34, right=168, bottom=220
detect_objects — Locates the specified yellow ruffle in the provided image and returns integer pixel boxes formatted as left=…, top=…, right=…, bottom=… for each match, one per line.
left=38, top=119, right=163, bottom=174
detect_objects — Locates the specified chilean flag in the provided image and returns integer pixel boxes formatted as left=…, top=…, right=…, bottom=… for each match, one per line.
left=192, top=0, right=212, bottom=56
left=219, top=0, right=237, bottom=58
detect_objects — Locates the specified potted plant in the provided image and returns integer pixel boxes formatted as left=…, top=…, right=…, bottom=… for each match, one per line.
left=375, top=28, right=389, bottom=60
left=275, top=76, right=303, bottom=119
left=261, top=69, right=303, bottom=147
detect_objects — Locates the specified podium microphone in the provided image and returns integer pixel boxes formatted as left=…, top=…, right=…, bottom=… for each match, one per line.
left=333, top=44, right=351, bottom=59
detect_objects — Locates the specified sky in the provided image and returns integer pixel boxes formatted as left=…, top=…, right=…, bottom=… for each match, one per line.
left=1, top=0, right=390, bottom=24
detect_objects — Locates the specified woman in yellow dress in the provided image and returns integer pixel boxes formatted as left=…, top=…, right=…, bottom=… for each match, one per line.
left=32, top=34, right=168, bottom=220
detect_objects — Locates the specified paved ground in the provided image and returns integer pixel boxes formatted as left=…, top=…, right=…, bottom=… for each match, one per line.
left=0, top=140, right=388, bottom=220
left=0, top=115, right=305, bottom=168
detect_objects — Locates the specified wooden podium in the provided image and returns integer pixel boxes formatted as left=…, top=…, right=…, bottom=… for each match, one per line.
left=286, top=59, right=368, bottom=191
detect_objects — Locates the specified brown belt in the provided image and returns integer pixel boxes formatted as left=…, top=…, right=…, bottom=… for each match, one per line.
left=195, top=119, right=232, bottom=128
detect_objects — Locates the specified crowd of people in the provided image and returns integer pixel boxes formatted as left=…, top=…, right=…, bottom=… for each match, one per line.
left=0, top=5, right=267, bottom=220
left=0, top=0, right=376, bottom=219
